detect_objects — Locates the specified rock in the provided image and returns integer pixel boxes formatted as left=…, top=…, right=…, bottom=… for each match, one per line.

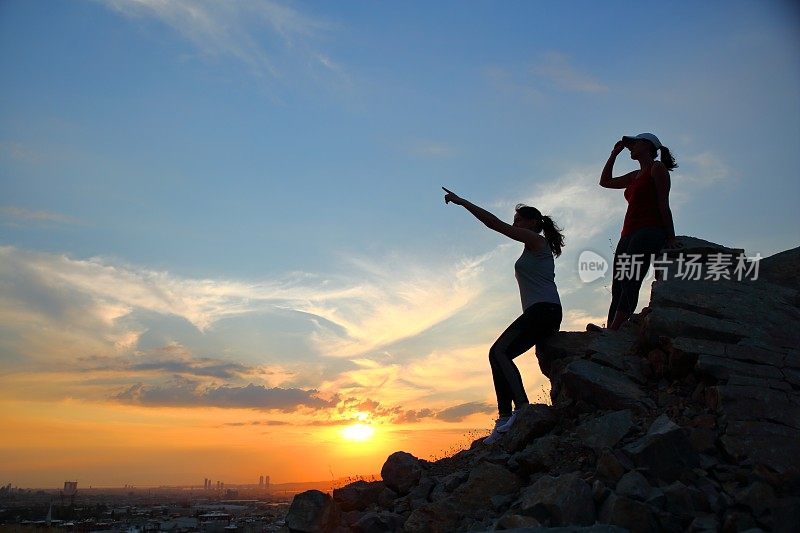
left=598, top=493, right=659, bottom=533
left=720, top=511, right=758, bottom=533
left=499, top=403, right=558, bottom=453
left=687, top=514, right=719, bottom=532
left=593, top=479, right=611, bottom=504
left=596, top=450, right=629, bottom=484
left=402, top=497, right=460, bottom=533
left=381, top=451, right=425, bottom=495
left=286, top=490, right=341, bottom=533
left=332, top=480, right=386, bottom=511
left=644, top=305, right=745, bottom=345
left=623, top=414, right=699, bottom=482
left=688, top=427, right=717, bottom=454
left=575, top=410, right=634, bottom=451
left=494, top=513, right=541, bottom=529
left=452, top=461, right=520, bottom=507
left=771, top=497, right=800, bottom=533
left=407, top=476, right=435, bottom=502
left=663, top=481, right=711, bottom=523
left=536, top=331, right=597, bottom=380
left=516, top=472, right=595, bottom=526
left=735, top=481, right=776, bottom=516
left=512, top=435, right=558, bottom=474
left=352, top=511, right=405, bottom=533
left=429, top=471, right=467, bottom=501
left=615, top=471, right=652, bottom=502
left=758, top=246, right=800, bottom=290
left=558, top=359, right=655, bottom=412
left=719, top=420, right=800, bottom=479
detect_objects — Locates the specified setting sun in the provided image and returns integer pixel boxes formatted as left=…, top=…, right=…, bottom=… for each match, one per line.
left=341, top=423, right=375, bottom=442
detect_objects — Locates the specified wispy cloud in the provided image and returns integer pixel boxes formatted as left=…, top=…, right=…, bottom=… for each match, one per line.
left=1, top=206, right=81, bottom=226
left=407, top=140, right=457, bottom=158
left=0, top=141, right=42, bottom=163
left=532, top=52, right=608, bottom=93
left=506, top=166, right=625, bottom=249
left=95, top=0, right=337, bottom=82
left=679, top=151, right=732, bottom=186
left=113, top=377, right=337, bottom=410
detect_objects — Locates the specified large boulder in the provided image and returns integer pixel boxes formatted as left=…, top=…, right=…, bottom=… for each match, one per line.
left=515, top=472, right=595, bottom=526
left=598, top=493, right=660, bottom=533
left=286, top=490, right=341, bottom=533
left=623, top=414, right=699, bottom=482
left=451, top=461, right=519, bottom=509
left=576, top=409, right=634, bottom=451
left=536, top=331, right=597, bottom=379
left=381, top=451, right=425, bottom=495
left=332, top=480, right=386, bottom=512
left=557, top=359, right=655, bottom=412
left=499, top=403, right=558, bottom=452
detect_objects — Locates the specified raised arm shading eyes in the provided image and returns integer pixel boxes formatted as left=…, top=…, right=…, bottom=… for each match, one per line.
left=599, top=140, right=637, bottom=189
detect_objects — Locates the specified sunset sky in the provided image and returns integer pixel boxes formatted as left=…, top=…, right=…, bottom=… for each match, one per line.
left=1, top=0, right=798, bottom=487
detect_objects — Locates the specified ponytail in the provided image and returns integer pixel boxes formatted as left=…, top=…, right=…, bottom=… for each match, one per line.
left=540, top=215, right=565, bottom=258
left=658, top=146, right=678, bottom=171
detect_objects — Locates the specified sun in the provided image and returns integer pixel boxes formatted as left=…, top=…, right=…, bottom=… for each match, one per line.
left=341, top=423, right=375, bottom=442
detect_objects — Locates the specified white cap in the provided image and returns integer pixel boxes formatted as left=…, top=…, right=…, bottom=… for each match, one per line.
left=622, top=132, right=662, bottom=149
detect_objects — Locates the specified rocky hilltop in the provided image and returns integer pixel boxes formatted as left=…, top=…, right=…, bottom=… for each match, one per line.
left=284, top=237, right=800, bottom=533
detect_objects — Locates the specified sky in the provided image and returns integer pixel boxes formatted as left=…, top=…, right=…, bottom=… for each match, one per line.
left=1, top=0, right=798, bottom=488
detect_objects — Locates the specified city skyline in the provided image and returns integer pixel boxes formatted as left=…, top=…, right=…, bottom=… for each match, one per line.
left=1, top=0, right=799, bottom=486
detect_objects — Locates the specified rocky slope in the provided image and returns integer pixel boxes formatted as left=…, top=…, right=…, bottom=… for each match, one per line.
left=284, top=237, right=800, bottom=532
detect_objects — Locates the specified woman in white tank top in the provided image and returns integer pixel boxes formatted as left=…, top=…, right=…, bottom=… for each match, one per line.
left=442, top=187, right=564, bottom=444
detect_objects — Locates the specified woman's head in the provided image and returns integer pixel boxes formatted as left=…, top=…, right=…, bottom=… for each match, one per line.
left=514, top=204, right=565, bottom=257
left=622, top=132, right=678, bottom=170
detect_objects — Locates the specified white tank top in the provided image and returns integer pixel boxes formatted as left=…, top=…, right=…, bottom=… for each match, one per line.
left=514, top=247, right=561, bottom=310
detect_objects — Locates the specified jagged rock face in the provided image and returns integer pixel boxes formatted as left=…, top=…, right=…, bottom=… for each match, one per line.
left=285, top=238, right=799, bottom=532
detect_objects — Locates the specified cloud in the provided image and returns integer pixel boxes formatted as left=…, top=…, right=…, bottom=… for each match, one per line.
left=407, top=140, right=457, bottom=158
left=295, top=250, right=499, bottom=357
left=223, top=420, right=291, bottom=427
left=532, top=52, right=608, bottom=93
left=484, top=66, right=546, bottom=104
left=679, top=151, right=731, bottom=186
left=508, top=166, right=625, bottom=249
left=0, top=141, right=42, bottom=163
left=95, top=0, right=335, bottom=82
left=435, top=401, right=494, bottom=422
left=113, top=377, right=337, bottom=410
left=1, top=206, right=81, bottom=226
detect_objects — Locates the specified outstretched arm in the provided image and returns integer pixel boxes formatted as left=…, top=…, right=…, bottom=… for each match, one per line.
left=442, top=187, right=544, bottom=249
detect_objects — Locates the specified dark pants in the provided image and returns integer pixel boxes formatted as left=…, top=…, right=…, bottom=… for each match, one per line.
left=608, top=226, right=667, bottom=324
left=489, top=302, right=562, bottom=416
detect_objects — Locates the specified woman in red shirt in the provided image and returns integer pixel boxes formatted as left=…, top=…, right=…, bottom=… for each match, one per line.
left=599, top=133, right=680, bottom=330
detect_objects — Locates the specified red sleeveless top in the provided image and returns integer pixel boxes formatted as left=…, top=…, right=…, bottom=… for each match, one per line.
left=621, top=165, right=663, bottom=237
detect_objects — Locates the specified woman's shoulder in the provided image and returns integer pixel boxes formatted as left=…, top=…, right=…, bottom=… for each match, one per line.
left=524, top=235, right=551, bottom=254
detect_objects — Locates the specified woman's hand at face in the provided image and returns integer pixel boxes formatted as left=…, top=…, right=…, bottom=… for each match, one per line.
left=611, top=139, right=626, bottom=156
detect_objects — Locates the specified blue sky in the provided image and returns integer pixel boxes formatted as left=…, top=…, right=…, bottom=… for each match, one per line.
left=1, top=0, right=799, bottom=485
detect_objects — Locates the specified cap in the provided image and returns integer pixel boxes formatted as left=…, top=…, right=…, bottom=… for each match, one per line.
left=622, top=133, right=662, bottom=149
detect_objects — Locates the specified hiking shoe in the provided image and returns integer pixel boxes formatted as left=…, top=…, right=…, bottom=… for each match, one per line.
left=586, top=323, right=603, bottom=332
left=483, top=416, right=510, bottom=444
left=496, top=410, right=518, bottom=433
